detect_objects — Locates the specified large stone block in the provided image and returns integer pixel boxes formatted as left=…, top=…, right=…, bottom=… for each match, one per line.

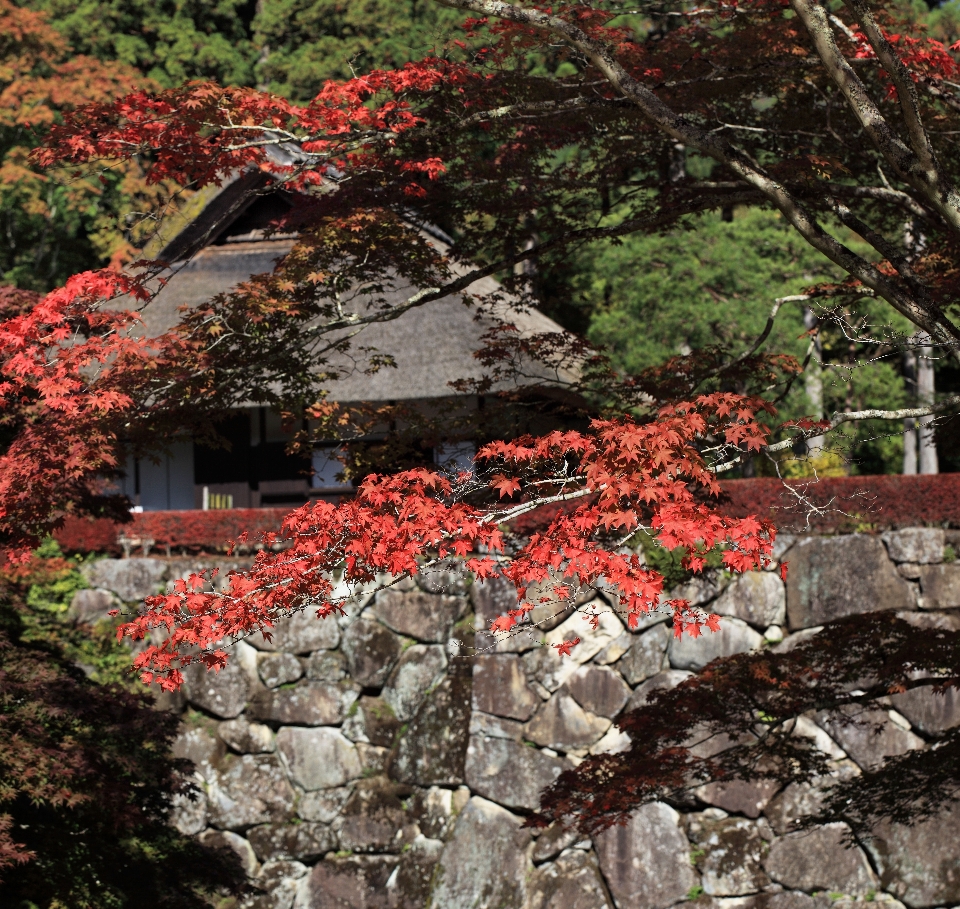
left=206, top=754, right=295, bottom=830
left=889, top=682, right=960, bottom=736
left=298, top=854, right=398, bottom=909
left=711, top=571, right=786, bottom=627
left=172, top=724, right=225, bottom=780
left=416, top=558, right=470, bottom=595
left=883, top=528, right=944, bottom=564
left=865, top=802, right=960, bottom=907
left=218, top=717, right=275, bottom=754
left=524, top=851, right=612, bottom=909
left=82, top=557, right=167, bottom=602
left=169, top=787, right=208, bottom=836
left=381, top=644, right=447, bottom=721
left=275, top=727, right=361, bottom=791
left=763, top=823, right=877, bottom=895
left=464, top=735, right=568, bottom=811
left=372, top=587, right=466, bottom=643
left=257, top=652, right=303, bottom=689
left=182, top=661, right=249, bottom=719
left=247, top=609, right=340, bottom=654
left=471, top=572, right=532, bottom=654
left=563, top=664, right=630, bottom=718
left=816, top=707, right=924, bottom=770
left=524, top=692, right=611, bottom=751
left=248, top=859, right=307, bottom=909
left=688, top=815, right=771, bottom=896
left=694, top=778, right=780, bottom=819
left=522, top=609, right=625, bottom=691
left=917, top=563, right=960, bottom=609
left=616, top=622, right=670, bottom=686
left=247, top=822, right=336, bottom=862
left=248, top=681, right=358, bottom=726
left=430, top=796, right=531, bottom=909
left=472, top=654, right=539, bottom=721
left=304, top=649, right=347, bottom=681
left=786, top=535, right=914, bottom=629
left=337, top=777, right=410, bottom=853
left=68, top=588, right=116, bottom=623
left=624, top=669, right=694, bottom=713
left=198, top=829, right=259, bottom=877
left=668, top=616, right=763, bottom=671
left=341, top=618, right=403, bottom=688
left=595, top=802, right=697, bottom=909
left=390, top=673, right=471, bottom=786
left=342, top=695, right=402, bottom=747
left=384, top=835, right=444, bottom=909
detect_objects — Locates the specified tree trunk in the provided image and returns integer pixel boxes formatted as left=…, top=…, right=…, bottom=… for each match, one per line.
left=903, top=346, right=918, bottom=475
left=918, top=334, right=939, bottom=475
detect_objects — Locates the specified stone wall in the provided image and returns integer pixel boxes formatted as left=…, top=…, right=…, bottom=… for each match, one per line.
left=77, top=528, right=960, bottom=909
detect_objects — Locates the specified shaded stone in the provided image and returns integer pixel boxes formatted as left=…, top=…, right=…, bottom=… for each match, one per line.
left=68, top=588, right=116, bottom=623
left=337, top=777, right=410, bottom=853
left=248, top=681, right=358, bottom=726
left=356, top=742, right=389, bottom=775
left=525, top=692, right=610, bottom=751
left=406, top=786, right=461, bottom=840
left=865, top=802, right=960, bottom=907
left=248, top=860, right=307, bottom=909
left=472, top=654, right=539, bottom=721
left=206, top=754, right=295, bottom=830
left=694, top=779, right=780, bottom=819
left=258, top=653, right=303, bottom=689
left=471, top=571, right=529, bottom=654
left=248, top=610, right=340, bottom=654
left=531, top=823, right=582, bottom=863
left=763, top=763, right=860, bottom=836
left=304, top=649, right=347, bottom=681
left=430, top=796, right=531, bottom=909
left=198, top=829, right=259, bottom=877
left=342, top=695, right=402, bottom=747
left=341, top=618, right=403, bottom=688
left=595, top=802, right=697, bottom=909
left=247, top=822, right=336, bottom=862
left=82, top=557, right=167, bottom=602
left=688, top=815, right=771, bottom=896
left=381, top=644, right=447, bottom=721
left=617, top=622, right=670, bottom=686
left=883, top=528, right=944, bottom=564
left=668, top=616, right=763, bottom=671
left=373, top=587, right=465, bottom=643
left=465, top=735, right=569, bottom=811
left=172, top=724, right=225, bottom=780
left=711, top=571, right=786, bottom=627
left=525, top=850, right=612, bottom=909
left=275, top=727, right=361, bottom=791
left=390, top=672, right=471, bottom=786
left=786, top=535, right=914, bottom=629
left=385, top=835, right=444, bottom=909
left=917, top=563, right=960, bottom=609
left=298, top=788, right=350, bottom=824
left=298, top=854, right=398, bottom=909
left=589, top=725, right=631, bottom=755
left=624, top=669, right=694, bottom=713
left=218, top=717, right=275, bottom=753
left=469, top=711, right=525, bottom=741
left=816, top=706, right=924, bottom=770
left=563, top=664, right=630, bottom=718
left=182, top=661, right=249, bottom=719
left=890, top=682, right=960, bottom=735
left=170, top=787, right=208, bottom=835
left=763, top=823, right=878, bottom=895
left=416, top=558, right=470, bottom=595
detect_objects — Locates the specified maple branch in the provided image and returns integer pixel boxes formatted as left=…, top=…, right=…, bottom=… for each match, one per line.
left=431, top=0, right=960, bottom=356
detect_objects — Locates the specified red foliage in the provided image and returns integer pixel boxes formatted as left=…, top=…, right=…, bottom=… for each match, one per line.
left=54, top=508, right=292, bottom=555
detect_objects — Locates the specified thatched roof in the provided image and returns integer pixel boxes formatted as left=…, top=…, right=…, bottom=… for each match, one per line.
left=138, top=175, right=574, bottom=404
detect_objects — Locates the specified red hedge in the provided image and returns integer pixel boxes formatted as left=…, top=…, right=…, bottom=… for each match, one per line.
left=54, top=508, right=291, bottom=556
left=53, top=475, right=960, bottom=555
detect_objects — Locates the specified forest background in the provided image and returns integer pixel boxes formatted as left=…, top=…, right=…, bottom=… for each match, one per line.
left=6, top=0, right=960, bottom=475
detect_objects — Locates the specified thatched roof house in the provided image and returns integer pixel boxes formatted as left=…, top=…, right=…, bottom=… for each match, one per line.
left=122, top=164, right=573, bottom=511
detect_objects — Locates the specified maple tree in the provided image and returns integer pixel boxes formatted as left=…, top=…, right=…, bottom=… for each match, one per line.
left=3, top=0, right=960, bottom=841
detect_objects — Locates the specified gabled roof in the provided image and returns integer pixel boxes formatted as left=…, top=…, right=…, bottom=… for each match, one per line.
left=138, top=169, right=576, bottom=404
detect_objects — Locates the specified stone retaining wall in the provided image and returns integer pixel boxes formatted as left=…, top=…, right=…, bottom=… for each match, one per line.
left=77, top=528, right=960, bottom=909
